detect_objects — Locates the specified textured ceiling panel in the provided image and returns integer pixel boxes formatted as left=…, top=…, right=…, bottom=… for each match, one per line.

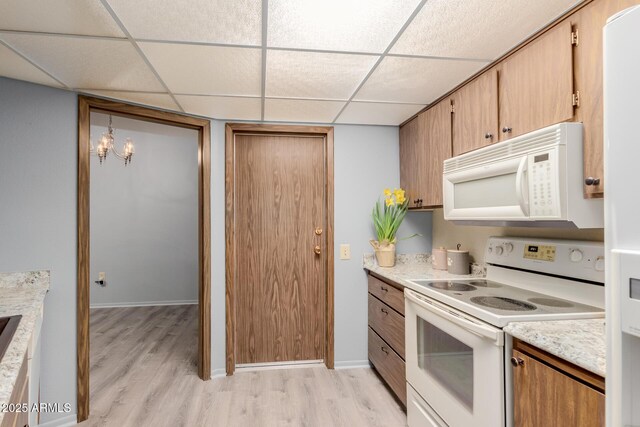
left=336, top=102, right=425, bottom=125
left=107, top=0, right=262, bottom=45
left=0, top=0, right=124, bottom=37
left=140, top=43, right=262, bottom=96
left=176, top=95, right=261, bottom=120
left=82, top=90, right=179, bottom=110
left=0, top=34, right=163, bottom=91
left=0, top=43, right=63, bottom=88
left=264, top=98, right=345, bottom=123
left=354, top=56, right=487, bottom=104
left=391, top=0, right=582, bottom=59
left=268, top=0, right=420, bottom=53
left=266, top=50, right=377, bottom=100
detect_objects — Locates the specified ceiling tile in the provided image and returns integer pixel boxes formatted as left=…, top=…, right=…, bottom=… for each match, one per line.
left=264, top=98, right=345, bottom=123
left=266, top=50, right=378, bottom=100
left=140, top=42, right=261, bottom=96
left=176, top=95, right=261, bottom=120
left=0, top=0, right=124, bottom=37
left=268, top=0, right=420, bottom=53
left=354, top=56, right=486, bottom=104
left=0, top=34, right=163, bottom=91
left=336, top=102, right=425, bottom=125
left=391, top=0, right=582, bottom=60
left=0, top=43, right=62, bottom=88
left=81, top=90, right=179, bottom=111
left=107, top=0, right=262, bottom=45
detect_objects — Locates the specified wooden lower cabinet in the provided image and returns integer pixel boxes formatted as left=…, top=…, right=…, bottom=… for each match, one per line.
left=512, top=340, right=605, bottom=427
left=367, top=273, right=406, bottom=406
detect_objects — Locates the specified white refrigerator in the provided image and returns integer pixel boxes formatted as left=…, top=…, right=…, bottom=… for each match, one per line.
left=604, top=5, right=640, bottom=426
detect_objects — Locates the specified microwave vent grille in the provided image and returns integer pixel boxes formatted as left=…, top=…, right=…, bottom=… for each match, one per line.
left=444, top=125, right=565, bottom=173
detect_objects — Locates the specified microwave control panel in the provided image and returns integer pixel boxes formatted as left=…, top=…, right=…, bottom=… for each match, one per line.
left=529, top=151, right=560, bottom=218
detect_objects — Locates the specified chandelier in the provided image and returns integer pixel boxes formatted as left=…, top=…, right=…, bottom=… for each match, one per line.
left=91, top=115, right=135, bottom=165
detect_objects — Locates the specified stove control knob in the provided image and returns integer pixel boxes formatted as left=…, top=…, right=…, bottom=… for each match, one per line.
left=504, top=243, right=514, bottom=253
left=570, top=249, right=583, bottom=263
left=495, top=246, right=504, bottom=255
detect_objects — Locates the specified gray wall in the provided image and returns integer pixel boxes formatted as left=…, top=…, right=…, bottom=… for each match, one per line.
left=89, top=113, right=198, bottom=307
left=0, top=77, right=77, bottom=424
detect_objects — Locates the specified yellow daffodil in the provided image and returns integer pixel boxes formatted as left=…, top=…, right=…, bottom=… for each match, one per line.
left=394, top=188, right=405, bottom=199
left=396, top=194, right=406, bottom=204
left=383, top=188, right=392, bottom=197
left=385, top=197, right=395, bottom=207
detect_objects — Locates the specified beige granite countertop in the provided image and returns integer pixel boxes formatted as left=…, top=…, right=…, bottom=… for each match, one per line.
left=363, top=253, right=485, bottom=289
left=0, top=271, right=49, bottom=424
left=505, top=319, right=606, bottom=377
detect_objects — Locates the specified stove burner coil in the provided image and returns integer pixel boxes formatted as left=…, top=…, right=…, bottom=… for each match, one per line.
left=427, top=281, right=477, bottom=292
left=527, top=297, right=574, bottom=308
left=470, top=296, right=537, bottom=311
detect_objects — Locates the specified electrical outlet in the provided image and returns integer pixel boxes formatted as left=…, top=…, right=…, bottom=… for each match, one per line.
left=339, top=244, right=351, bottom=260
left=98, top=272, right=106, bottom=281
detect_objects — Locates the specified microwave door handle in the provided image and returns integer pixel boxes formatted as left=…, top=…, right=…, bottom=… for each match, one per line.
left=515, top=157, right=529, bottom=216
left=405, top=290, right=504, bottom=346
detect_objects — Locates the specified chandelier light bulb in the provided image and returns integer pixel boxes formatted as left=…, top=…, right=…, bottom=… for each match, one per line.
left=90, top=115, right=135, bottom=166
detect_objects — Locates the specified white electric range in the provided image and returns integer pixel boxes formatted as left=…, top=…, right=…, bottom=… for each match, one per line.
left=403, top=237, right=605, bottom=427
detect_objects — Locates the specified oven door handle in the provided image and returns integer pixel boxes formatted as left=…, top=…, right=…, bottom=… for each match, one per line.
left=405, top=289, right=504, bottom=346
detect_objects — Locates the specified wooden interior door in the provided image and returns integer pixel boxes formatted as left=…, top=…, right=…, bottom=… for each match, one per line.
left=512, top=350, right=605, bottom=427
left=234, top=133, right=326, bottom=364
left=499, top=20, right=575, bottom=140
left=452, top=69, right=499, bottom=156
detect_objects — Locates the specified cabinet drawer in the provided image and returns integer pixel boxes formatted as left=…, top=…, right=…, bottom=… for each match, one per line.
left=369, top=327, right=406, bottom=406
left=368, top=294, right=405, bottom=359
left=368, top=275, right=404, bottom=315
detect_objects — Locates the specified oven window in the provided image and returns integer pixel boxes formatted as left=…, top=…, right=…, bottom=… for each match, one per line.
left=454, top=173, right=518, bottom=208
left=417, top=317, right=474, bottom=410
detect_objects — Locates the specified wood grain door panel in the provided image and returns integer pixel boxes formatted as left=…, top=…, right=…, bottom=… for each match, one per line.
left=512, top=350, right=605, bottom=427
left=368, top=294, right=405, bottom=359
left=452, top=69, right=500, bottom=156
left=422, top=100, right=453, bottom=208
left=235, top=134, right=326, bottom=364
left=400, top=117, right=425, bottom=208
left=499, top=21, right=575, bottom=141
left=368, top=327, right=406, bottom=405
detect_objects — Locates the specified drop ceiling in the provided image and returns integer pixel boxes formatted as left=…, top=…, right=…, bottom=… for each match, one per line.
left=0, top=0, right=582, bottom=125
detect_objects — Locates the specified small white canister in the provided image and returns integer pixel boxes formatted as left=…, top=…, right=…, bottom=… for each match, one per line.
left=432, top=247, right=448, bottom=270
left=447, top=244, right=470, bottom=275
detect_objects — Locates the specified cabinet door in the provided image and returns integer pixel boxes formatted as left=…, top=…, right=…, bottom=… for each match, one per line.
left=452, top=69, right=499, bottom=156
left=399, top=116, right=425, bottom=208
left=499, top=20, right=575, bottom=141
left=512, top=350, right=605, bottom=427
left=573, top=0, right=640, bottom=198
left=421, top=100, right=453, bottom=208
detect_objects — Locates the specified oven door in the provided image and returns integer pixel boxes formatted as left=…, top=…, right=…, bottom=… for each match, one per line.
left=405, top=289, right=505, bottom=427
left=443, top=155, right=530, bottom=221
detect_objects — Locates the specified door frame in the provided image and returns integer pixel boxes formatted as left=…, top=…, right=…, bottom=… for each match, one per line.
left=225, top=123, right=334, bottom=375
left=76, top=96, right=211, bottom=423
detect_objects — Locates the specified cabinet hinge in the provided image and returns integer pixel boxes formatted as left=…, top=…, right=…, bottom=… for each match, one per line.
left=572, top=91, right=580, bottom=107
left=571, top=30, right=579, bottom=46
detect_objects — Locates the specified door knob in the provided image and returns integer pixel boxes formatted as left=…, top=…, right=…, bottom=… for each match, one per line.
left=314, top=245, right=321, bottom=255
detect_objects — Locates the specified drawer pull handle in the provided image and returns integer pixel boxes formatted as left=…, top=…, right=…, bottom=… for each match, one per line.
left=380, top=286, right=388, bottom=293
left=380, top=308, right=388, bottom=315
left=381, top=346, right=389, bottom=355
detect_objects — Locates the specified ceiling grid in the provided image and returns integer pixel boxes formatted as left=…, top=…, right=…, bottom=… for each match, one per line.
left=0, top=0, right=583, bottom=125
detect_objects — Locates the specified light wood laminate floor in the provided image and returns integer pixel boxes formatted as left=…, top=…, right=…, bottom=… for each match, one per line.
left=82, top=305, right=407, bottom=427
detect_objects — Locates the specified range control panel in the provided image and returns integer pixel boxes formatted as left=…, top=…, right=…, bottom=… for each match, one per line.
left=486, top=237, right=604, bottom=283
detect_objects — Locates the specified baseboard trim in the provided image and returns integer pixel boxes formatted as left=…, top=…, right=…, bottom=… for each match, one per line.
left=212, top=368, right=227, bottom=379
left=36, top=414, right=77, bottom=427
left=334, top=360, right=372, bottom=370
left=90, top=300, right=198, bottom=309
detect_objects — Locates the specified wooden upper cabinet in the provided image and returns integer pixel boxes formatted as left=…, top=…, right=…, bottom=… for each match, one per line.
left=499, top=20, right=576, bottom=141
left=399, top=100, right=452, bottom=209
left=451, top=69, right=499, bottom=156
left=573, top=0, right=639, bottom=198
left=399, top=116, right=425, bottom=207
left=421, top=100, right=453, bottom=208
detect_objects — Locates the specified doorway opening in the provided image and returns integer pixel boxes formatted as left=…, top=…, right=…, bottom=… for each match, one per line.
left=76, top=97, right=211, bottom=423
left=225, top=123, right=334, bottom=375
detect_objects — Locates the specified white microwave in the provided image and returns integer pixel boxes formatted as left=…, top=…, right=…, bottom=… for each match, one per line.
left=443, top=123, right=603, bottom=228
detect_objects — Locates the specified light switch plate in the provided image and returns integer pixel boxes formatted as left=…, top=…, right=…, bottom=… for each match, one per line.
left=340, top=244, right=351, bottom=260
